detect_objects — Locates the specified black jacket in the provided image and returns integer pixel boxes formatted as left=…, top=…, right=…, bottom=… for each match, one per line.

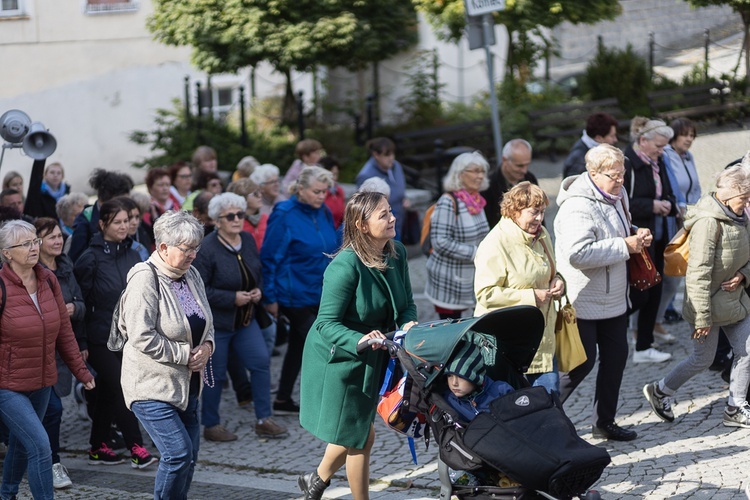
left=74, top=233, right=141, bottom=346
left=48, top=253, right=86, bottom=349
left=69, top=203, right=100, bottom=264
left=563, top=139, right=589, bottom=179
left=481, top=169, right=539, bottom=228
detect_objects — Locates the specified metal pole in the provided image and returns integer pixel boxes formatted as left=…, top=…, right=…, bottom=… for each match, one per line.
left=482, top=14, right=503, bottom=166
left=297, top=90, right=305, bottom=140
left=239, top=86, right=248, bottom=147
left=206, top=76, right=213, bottom=119
left=649, top=32, right=655, bottom=82
left=184, top=75, right=191, bottom=121
left=372, top=62, right=380, bottom=129
left=544, top=42, right=550, bottom=83
left=250, top=67, right=256, bottom=100
left=704, top=29, right=710, bottom=81
left=196, top=82, right=203, bottom=118
left=366, top=94, right=374, bottom=141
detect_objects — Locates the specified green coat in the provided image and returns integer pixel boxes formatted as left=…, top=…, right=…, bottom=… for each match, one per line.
left=299, top=242, right=417, bottom=448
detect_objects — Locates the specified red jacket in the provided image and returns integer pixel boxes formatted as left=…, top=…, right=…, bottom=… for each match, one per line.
left=0, top=264, right=93, bottom=391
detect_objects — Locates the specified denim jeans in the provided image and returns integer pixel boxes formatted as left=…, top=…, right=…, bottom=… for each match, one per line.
left=202, top=320, right=271, bottom=427
left=42, top=390, right=63, bottom=464
left=526, top=357, right=560, bottom=396
left=132, top=396, right=200, bottom=500
left=0, top=387, right=53, bottom=500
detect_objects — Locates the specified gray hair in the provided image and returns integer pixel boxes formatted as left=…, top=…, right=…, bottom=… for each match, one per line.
left=153, top=210, right=204, bottom=248
left=249, top=164, right=280, bottom=184
left=501, top=139, right=532, bottom=160
left=208, top=192, right=247, bottom=221
left=236, top=156, right=260, bottom=177
left=443, top=151, right=490, bottom=192
left=0, top=220, right=36, bottom=263
left=129, top=190, right=151, bottom=215
left=55, top=192, right=88, bottom=220
left=289, top=166, right=333, bottom=195
left=716, top=162, right=750, bottom=201
left=630, top=117, right=674, bottom=143
left=359, top=177, right=391, bottom=197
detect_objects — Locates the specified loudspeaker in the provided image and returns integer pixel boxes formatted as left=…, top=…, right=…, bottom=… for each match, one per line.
left=0, top=109, right=31, bottom=143
left=22, top=122, right=57, bottom=160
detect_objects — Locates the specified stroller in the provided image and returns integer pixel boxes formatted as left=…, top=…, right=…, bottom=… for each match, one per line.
left=370, top=306, right=609, bottom=500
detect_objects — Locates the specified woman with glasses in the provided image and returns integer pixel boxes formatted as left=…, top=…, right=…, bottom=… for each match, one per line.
left=555, top=144, right=652, bottom=441
left=144, top=168, right=176, bottom=229
left=74, top=198, right=158, bottom=467
left=118, top=210, right=214, bottom=499
left=168, top=161, right=193, bottom=210
left=250, top=164, right=286, bottom=216
left=425, top=152, right=491, bottom=320
left=193, top=193, right=288, bottom=442
left=261, top=166, right=339, bottom=416
left=0, top=220, right=94, bottom=500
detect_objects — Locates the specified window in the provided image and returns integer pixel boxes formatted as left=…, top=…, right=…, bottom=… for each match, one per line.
left=200, top=86, right=237, bottom=121
left=84, top=0, right=139, bottom=14
left=0, top=0, right=24, bottom=17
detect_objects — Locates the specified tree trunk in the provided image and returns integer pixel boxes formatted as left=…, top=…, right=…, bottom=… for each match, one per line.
left=282, top=69, right=297, bottom=127
left=744, top=12, right=750, bottom=95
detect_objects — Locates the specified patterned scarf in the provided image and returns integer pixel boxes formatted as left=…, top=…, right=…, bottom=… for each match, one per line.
left=453, top=189, right=486, bottom=215
left=635, top=145, right=662, bottom=199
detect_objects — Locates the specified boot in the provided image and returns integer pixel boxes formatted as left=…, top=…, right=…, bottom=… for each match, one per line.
left=297, top=470, right=330, bottom=500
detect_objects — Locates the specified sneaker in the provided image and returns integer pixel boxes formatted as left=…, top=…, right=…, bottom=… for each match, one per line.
left=131, top=444, right=158, bottom=469
left=663, top=309, right=683, bottom=324
left=724, top=402, right=750, bottom=428
left=256, top=417, right=289, bottom=438
left=204, top=424, right=238, bottom=442
left=633, top=347, right=672, bottom=364
left=273, top=400, right=300, bottom=415
left=653, top=325, right=676, bottom=345
left=52, top=463, right=72, bottom=489
left=88, top=443, right=124, bottom=465
left=643, top=382, right=675, bottom=422
left=591, top=422, right=637, bottom=441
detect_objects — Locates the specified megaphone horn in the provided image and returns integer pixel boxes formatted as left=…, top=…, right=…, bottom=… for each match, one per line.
left=22, top=122, right=57, bottom=160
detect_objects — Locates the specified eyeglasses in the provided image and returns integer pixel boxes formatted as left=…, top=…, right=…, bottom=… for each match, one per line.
left=601, top=172, right=625, bottom=182
left=464, top=168, right=486, bottom=175
left=219, top=211, right=246, bottom=221
left=261, top=179, right=280, bottom=186
left=6, top=238, right=42, bottom=250
left=176, top=174, right=192, bottom=179
left=175, top=245, right=201, bottom=256
left=249, top=190, right=262, bottom=198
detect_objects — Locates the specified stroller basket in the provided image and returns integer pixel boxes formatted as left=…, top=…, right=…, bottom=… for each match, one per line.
left=548, top=464, right=609, bottom=499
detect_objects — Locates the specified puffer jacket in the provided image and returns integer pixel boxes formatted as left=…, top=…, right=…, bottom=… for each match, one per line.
left=443, top=377, right=515, bottom=423
left=683, top=194, right=750, bottom=329
left=74, top=233, right=142, bottom=346
left=0, top=264, right=93, bottom=391
left=554, top=174, right=632, bottom=320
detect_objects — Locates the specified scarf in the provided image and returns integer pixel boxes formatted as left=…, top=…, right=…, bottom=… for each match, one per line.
left=149, top=250, right=188, bottom=279
left=246, top=212, right=262, bottom=227
left=634, top=145, right=662, bottom=199
left=453, top=189, right=486, bottom=215
left=41, top=181, right=67, bottom=202
left=587, top=173, right=622, bottom=203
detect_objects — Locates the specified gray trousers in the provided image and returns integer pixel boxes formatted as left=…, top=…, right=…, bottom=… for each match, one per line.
left=662, top=313, right=750, bottom=406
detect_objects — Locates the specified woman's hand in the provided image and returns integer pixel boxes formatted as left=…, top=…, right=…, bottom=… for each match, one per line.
left=248, top=288, right=262, bottom=304
left=234, top=291, right=253, bottom=307
left=721, top=272, right=745, bottom=292
left=65, top=303, right=75, bottom=317
left=401, top=321, right=418, bottom=332
left=265, top=302, right=279, bottom=318
left=83, top=379, right=96, bottom=390
left=692, top=326, right=711, bottom=343
left=652, top=200, right=671, bottom=216
left=624, top=234, right=644, bottom=254
left=636, top=227, right=653, bottom=247
left=188, top=342, right=212, bottom=372
left=534, top=289, right=552, bottom=308
left=80, top=349, right=89, bottom=362
left=357, top=330, right=387, bottom=350
left=549, top=278, right=565, bottom=300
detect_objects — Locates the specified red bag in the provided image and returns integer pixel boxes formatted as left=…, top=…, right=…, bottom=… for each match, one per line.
left=629, top=248, right=662, bottom=291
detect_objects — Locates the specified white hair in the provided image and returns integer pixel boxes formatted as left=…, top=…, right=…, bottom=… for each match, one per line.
left=56, top=192, right=88, bottom=220
left=443, top=151, right=490, bottom=192
left=0, top=220, right=36, bottom=263
left=208, top=192, right=247, bottom=221
left=501, top=139, right=532, bottom=160
left=249, top=164, right=280, bottom=184
left=358, top=177, right=391, bottom=197
left=153, top=210, right=204, bottom=248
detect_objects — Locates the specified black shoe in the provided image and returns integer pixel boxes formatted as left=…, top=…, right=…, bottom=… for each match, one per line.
left=721, top=363, right=731, bottom=384
left=273, top=400, right=300, bottom=415
left=663, top=310, right=683, bottom=324
left=298, top=471, right=330, bottom=500
left=592, top=422, right=637, bottom=441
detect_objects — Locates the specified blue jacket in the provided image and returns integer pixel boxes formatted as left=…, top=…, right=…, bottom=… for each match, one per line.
left=355, top=157, right=407, bottom=239
left=444, top=377, right=514, bottom=423
left=260, top=196, right=339, bottom=308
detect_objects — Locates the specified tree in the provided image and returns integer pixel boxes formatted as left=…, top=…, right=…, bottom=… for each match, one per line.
left=413, top=0, right=621, bottom=80
left=148, top=0, right=418, bottom=123
left=684, top=0, right=750, bottom=91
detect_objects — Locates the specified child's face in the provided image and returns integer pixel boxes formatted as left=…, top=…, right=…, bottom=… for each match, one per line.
left=447, top=374, right=476, bottom=398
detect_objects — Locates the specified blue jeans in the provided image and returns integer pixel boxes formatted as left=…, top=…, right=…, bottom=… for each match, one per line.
left=202, top=320, right=271, bottom=427
left=526, top=357, right=560, bottom=396
left=42, top=390, right=63, bottom=464
left=132, top=396, right=200, bottom=500
left=0, top=387, right=53, bottom=500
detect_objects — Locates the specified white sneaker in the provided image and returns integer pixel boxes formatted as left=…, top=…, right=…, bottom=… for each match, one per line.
left=633, top=347, right=672, bottom=364
left=52, top=462, right=72, bottom=489
left=653, top=331, right=677, bottom=345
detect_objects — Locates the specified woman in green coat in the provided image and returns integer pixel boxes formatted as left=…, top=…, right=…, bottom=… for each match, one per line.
left=298, top=191, right=418, bottom=500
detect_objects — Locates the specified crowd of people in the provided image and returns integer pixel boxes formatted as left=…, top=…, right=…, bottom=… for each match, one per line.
left=0, top=118, right=748, bottom=500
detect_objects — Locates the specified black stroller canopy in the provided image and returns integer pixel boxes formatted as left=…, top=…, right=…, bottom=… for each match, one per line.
left=403, top=306, right=545, bottom=389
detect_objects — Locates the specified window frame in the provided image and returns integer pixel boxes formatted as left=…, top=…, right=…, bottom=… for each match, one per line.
left=82, top=0, right=139, bottom=15
left=0, top=0, right=24, bottom=17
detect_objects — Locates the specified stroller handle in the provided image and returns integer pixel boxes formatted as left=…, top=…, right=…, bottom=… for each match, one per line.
left=355, top=330, right=399, bottom=354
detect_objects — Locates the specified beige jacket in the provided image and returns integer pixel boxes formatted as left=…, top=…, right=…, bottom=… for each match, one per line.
left=119, top=262, right=214, bottom=411
left=474, top=217, right=557, bottom=374
left=683, top=194, right=750, bottom=329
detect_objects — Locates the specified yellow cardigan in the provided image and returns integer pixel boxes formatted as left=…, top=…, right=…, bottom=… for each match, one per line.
left=474, top=217, right=557, bottom=374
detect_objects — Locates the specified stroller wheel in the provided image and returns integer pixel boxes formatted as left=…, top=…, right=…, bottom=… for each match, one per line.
left=581, top=490, right=601, bottom=500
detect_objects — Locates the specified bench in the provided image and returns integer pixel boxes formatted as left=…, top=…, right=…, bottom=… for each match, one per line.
left=392, top=119, right=496, bottom=196
left=527, top=98, right=629, bottom=160
left=647, top=82, right=748, bottom=123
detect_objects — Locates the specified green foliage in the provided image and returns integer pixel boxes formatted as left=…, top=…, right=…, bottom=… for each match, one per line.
left=583, top=43, right=651, bottom=116
left=128, top=101, right=296, bottom=172
left=681, top=63, right=710, bottom=86
left=496, top=77, right=571, bottom=142
left=396, top=51, right=446, bottom=128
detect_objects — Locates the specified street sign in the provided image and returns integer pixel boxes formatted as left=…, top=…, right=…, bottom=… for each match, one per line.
left=467, top=14, right=495, bottom=50
left=464, top=0, right=505, bottom=18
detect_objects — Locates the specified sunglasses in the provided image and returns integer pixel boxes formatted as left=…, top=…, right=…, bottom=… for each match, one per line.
left=219, top=211, right=246, bottom=222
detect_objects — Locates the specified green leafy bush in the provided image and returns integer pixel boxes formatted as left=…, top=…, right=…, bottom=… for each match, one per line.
left=583, top=44, right=651, bottom=116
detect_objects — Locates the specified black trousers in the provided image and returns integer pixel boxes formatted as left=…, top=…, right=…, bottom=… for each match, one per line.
left=276, top=305, right=318, bottom=402
left=87, top=345, right=144, bottom=450
left=559, top=314, right=629, bottom=428
left=631, top=238, right=666, bottom=351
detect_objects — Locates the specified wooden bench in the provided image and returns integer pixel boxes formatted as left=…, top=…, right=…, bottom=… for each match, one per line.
left=647, top=82, right=748, bottom=123
left=527, top=98, right=629, bottom=160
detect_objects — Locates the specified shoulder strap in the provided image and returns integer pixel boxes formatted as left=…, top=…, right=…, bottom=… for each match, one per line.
left=447, top=192, right=458, bottom=216
left=146, top=262, right=160, bottom=299
left=0, top=276, right=5, bottom=317
left=538, top=238, right=556, bottom=283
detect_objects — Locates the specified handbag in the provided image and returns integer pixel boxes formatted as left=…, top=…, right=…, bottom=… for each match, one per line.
left=554, top=294, right=587, bottom=373
left=663, top=228, right=689, bottom=277
left=628, top=248, right=662, bottom=291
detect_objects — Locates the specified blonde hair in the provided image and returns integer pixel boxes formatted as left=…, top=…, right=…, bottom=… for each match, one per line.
left=500, top=181, right=549, bottom=220
left=227, top=178, right=259, bottom=197
left=630, top=116, right=674, bottom=143
left=289, top=166, right=333, bottom=195
left=716, top=162, right=750, bottom=202
left=338, top=191, right=395, bottom=271
left=585, top=144, right=625, bottom=174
